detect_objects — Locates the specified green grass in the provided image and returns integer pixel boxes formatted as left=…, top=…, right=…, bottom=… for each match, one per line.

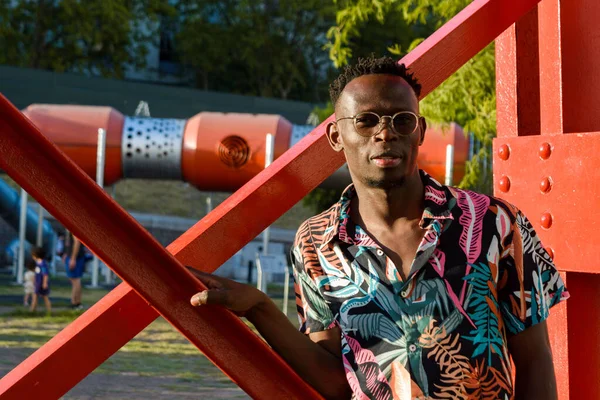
left=1, top=173, right=315, bottom=230
left=0, top=274, right=116, bottom=307
left=0, top=275, right=298, bottom=397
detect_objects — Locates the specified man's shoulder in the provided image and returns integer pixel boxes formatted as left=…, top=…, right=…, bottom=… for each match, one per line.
left=294, top=203, right=339, bottom=245
left=449, top=186, right=519, bottom=216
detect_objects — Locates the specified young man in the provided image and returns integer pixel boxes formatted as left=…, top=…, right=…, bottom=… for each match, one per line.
left=188, top=56, right=568, bottom=400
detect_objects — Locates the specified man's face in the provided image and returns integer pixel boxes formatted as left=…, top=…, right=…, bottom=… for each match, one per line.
left=327, top=74, right=426, bottom=190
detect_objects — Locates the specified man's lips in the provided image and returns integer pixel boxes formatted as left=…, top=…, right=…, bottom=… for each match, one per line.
left=371, top=153, right=402, bottom=168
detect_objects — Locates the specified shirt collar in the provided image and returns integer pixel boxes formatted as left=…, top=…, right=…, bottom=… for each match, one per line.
left=320, top=170, right=455, bottom=249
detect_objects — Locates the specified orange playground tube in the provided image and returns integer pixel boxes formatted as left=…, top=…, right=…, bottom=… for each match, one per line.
left=22, top=104, right=469, bottom=191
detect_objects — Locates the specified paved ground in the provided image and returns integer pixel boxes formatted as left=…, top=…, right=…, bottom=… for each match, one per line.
left=0, top=348, right=249, bottom=399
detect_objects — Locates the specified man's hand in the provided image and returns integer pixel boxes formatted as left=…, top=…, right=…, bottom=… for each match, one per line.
left=69, top=258, right=76, bottom=270
left=188, top=268, right=268, bottom=317
left=186, top=266, right=351, bottom=399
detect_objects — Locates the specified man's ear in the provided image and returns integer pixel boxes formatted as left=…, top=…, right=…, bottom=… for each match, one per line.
left=418, top=116, right=427, bottom=146
left=326, top=122, right=344, bottom=152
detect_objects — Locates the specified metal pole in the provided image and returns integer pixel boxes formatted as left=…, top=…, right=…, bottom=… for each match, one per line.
left=445, top=144, right=455, bottom=186
left=469, top=133, right=475, bottom=161
left=262, top=134, right=275, bottom=256
left=255, top=253, right=264, bottom=292
left=91, top=128, right=106, bottom=288
left=206, top=193, right=213, bottom=214
left=12, top=245, right=18, bottom=277
left=36, top=204, right=44, bottom=246
left=282, top=263, right=291, bottom=316
left=16, top=188, right=27, bottom=284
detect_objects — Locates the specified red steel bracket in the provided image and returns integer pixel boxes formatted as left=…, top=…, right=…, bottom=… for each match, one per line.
left=493, top=132, right=600, bottom=273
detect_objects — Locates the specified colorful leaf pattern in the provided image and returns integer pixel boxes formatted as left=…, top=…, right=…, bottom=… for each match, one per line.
left=292, top=171, right=569, bottom=399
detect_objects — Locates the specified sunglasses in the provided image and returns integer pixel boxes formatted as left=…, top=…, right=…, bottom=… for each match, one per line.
left=335, top=111, right=421, bottom=137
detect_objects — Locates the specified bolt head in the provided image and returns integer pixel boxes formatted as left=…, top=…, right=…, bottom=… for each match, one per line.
left=498, top=176, right=511, bottom=193
left=540, top=177, right=552, bottom=193
left=498, top=144, right=510, bottom=160
left=541, top=212, right=553, bottom=229
left=539, top=142, right=552, bottom=160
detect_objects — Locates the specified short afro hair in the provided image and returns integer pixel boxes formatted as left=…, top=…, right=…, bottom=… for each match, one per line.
left=329, top=56, right=421, bottom=106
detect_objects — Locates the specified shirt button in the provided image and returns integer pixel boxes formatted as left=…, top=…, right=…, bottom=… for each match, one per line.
left=409, top=344, right=417, bottom=352
left=376, top=249, right=384, bottom=256
left=401, top=290, right=408, bottom=297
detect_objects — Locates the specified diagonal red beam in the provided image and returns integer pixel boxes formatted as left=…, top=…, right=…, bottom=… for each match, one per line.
left=0, top=95, right=324, bottom=399
left=0, top=0, right=543, bottom=398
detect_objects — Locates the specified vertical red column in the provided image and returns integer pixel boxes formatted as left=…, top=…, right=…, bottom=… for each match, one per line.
left=557, top=0, right=600, bottom=397
left=495, top=1, right=600, bottom=399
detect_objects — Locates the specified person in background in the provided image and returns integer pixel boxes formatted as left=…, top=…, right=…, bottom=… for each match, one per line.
left=23, top=259, right=36, bottom=307
left=63, top=232, right=85, bottom=309
left=31, top=247, right=51, bottom=314
left=55, top=232, right=65, bottom=258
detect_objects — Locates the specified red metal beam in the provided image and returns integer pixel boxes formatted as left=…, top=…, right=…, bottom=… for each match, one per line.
left=495, top=6, right=540, bottom=138
left=546, top=273, right=570, bottom=399
left=0, top=95, right=324, bottom=399
left=538, top=0, right=564, bottom=135
left=0, top=0, right=545, bottom=397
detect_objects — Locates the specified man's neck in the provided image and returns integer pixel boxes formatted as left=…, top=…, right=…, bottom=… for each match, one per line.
left=351, top=171, right=424, bottom=228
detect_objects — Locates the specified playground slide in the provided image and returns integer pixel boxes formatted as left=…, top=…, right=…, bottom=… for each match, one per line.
left=0, top=175, right=56, bottom=258
left=22, top=104, right=470, bottom=191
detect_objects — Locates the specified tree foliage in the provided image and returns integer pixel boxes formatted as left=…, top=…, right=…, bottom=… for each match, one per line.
left=0, top=0, right=174, bottom=79
left=174, top=0, right=337, bottom=102
left=326, top=0, right=495, bottom=193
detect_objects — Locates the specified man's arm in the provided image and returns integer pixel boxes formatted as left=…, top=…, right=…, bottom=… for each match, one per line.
left=189, top=269, right=351, bottom=400
left=508, top=321, right=557, bottom=400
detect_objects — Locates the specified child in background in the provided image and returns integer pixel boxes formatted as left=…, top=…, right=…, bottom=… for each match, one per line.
left=23, top=260, right=36, bottom=307
left=31, top=247, right=52, bottom=314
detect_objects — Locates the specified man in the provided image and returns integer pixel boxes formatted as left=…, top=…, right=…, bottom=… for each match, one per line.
left=188, top=56, right=568, bottom=399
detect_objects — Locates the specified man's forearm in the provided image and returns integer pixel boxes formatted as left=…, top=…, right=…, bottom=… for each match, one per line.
left=246, top=298, right=351, bottom=400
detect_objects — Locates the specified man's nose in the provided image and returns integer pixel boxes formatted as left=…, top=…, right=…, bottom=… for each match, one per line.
left=374, top=117, right=398, bottom=141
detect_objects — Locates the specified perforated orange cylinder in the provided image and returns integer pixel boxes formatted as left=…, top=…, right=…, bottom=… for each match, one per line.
left=19, top=105, right=469, bottom=191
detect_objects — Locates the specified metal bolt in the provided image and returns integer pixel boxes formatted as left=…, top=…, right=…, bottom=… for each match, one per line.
left=498, top=176, right=511, bottom=193
left=498, top=144, right=510, bottom=160
left=539, top=142, right=552, bottom=160
left=540, top=177, right=552, bottom=193
left=541, top=212, right=553, bottom=229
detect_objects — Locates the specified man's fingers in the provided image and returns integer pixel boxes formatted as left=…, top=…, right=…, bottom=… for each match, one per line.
left=190, top=290, right=230, bottom=307
left=186, top=267, right=225, bottom=290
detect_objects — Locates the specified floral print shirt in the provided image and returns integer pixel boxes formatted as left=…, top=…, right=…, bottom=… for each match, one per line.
left=291, top=170, right=568, bottom=400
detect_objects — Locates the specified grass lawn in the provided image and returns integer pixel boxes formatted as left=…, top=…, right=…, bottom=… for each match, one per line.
left=0, top=270, right=299, bottom=399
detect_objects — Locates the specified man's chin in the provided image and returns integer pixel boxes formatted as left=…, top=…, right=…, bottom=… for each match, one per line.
left=365, top=176, right=406, bottom=190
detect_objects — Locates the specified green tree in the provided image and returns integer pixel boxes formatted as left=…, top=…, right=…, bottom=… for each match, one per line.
left=174, top=0, right=337, bottom=102
left=0, top=0, right=174, bottom=79
left=327, top=0, right=494, bottom=193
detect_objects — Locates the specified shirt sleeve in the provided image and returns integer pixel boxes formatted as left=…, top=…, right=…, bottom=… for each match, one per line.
left=498, top=208, right=569, bottom=336
left=291, top=226, right=334, bottom=334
